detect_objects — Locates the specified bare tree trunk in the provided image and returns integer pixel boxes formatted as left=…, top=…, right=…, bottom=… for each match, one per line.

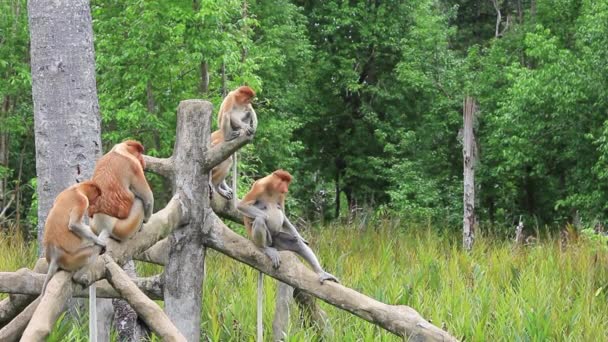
left=199, top=61, right=209, bottom=94
left=463, top=96, right=477, bottom=251
left=113, top=260, right=150, bottom=341
left=163, top=101, right=212, bottom=341
left=28, top=0, right=102, bottom=250
left=0, top=96, right=9, bottom=211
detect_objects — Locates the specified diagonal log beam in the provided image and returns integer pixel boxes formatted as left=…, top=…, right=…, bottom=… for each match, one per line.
left=21, top=272, right=73, bottom=340
left=73, top=195, right=184, bottom=287
left=0, top=259, right=47, bottom=328
left=0, top=297, right=41, bottom=342
left=203, top=132, right=255, bottom=171
left=104, top=255, right=186, bottom=341
left=203, top=213, right=457, bottom=341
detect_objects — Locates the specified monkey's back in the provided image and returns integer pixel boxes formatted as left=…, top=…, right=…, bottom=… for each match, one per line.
left=43, top=187, right=87, bottom=255
left=89, top=151, right=136, bottom=219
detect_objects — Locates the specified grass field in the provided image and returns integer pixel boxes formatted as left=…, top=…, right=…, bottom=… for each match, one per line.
left=2, top=222, right=608, bottom=341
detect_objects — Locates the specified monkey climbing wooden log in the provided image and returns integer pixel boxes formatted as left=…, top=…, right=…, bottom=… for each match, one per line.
left=103, top=255, right=186, bottom=342
left=204, top=213, right=458, bottom=341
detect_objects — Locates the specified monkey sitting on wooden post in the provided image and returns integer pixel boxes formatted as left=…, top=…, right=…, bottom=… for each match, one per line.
left=238, top=169, right=338, bottom=342
left=210, top=86, right=257, bottom=200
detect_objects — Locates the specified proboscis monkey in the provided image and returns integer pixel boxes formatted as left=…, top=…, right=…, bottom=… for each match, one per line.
left=217, top=85, right=257, bottom=142
left=41, top=181, right=104, bottom=294
left=237, top=170, right=338, bottom=342
left=210, top=86, right=257, bottom=200
left=87, top=140, right=154, bottom=342
left=89, top=140, right=154, bottom=242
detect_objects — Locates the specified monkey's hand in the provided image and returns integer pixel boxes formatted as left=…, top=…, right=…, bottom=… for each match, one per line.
left=245, top=125, right=255, bottom=136
left=263, top=247, right=281, bottom=268
left=318, top=271, right=339, bottom=285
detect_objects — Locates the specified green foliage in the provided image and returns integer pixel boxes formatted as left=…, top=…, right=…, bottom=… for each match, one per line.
left=2, top=0, right=608, bottom=230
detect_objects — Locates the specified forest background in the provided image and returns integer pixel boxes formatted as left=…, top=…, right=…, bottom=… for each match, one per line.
left=2, top=0, right=608, bottom=236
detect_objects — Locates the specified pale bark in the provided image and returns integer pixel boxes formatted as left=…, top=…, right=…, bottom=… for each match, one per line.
left=104, top=255, right=186, bottom=341
left=21, top=272, right=73, bottom=340
left=204, top=214, right=457, bottom=341
left=143, top=155, right=175, bottom=180
left=162, top=101, right=211, bottom=341
left=272, top=282, right=293, bottom=341
left=28, top=0, right=102, bottom=247
left=0, top=297, right=41, bottom=342
left=113, top=261, right=152, bottom=341
left=0, top=258, right=47, bottom=328
left=0, top=269, right=162, bottom=299
left=463, top=96, right=477, bottom=251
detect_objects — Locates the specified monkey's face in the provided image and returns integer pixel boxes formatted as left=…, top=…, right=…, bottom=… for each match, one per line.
left=273, top=180, right=289, bottom=194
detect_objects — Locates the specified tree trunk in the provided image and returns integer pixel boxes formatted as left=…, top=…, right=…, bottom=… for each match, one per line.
left=113, top=260, right=150, bottom=341
left=463, top=96, right=477, bottom=251
left=28, top=0, right=102, bottom=249
left=163, top=100, right=212, bottom=341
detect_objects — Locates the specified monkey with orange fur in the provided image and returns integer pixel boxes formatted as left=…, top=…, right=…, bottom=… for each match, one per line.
left=218, top=85, right=257, bottom=142
left=41, top=181, right=104, bottom=294
left=238, top=170, right=338, bottom=284
left=89, top=140, right=154, bottom=242
left=210, top=86, right=258, bottom=199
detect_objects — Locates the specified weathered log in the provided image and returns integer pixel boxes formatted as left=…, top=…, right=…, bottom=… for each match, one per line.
left=21, top=271, right=73, bottom=340
left=135, top=238, right=169, bottom=265
left=73, top=195, right=184, bottom=287
left=0, top=259, right=46, bottom=328
left=203, top=213, right=456, bottom=341
left=0, top=269, right=162, bottom=299
left=0, top=197, right=182, bottom=341
left=0, top=297, right=41, bottom=342
left=104, top=255, right=186, bottom=341
left=143, top=155, right=175, bottom=180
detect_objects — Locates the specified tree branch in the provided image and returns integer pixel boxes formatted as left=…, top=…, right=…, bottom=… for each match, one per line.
left=210, top=192, right=243, bottom=224
left=203, top=213, right=457, bottom=341
left=104, top=255, right=186, bottom=341
left=143, top=155, right=175, bottom=179
left=135, top=238, right=169, bottom=265
left=204, top=133, right=255, bottom=171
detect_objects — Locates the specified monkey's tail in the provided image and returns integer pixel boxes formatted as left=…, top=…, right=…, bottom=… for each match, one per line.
left=257, top=271, right=263, bottom=342
left=89, top=283, right=98, bottom=342
left=41, top=259, right=58, bottom=295
left=232, top=152, right=238, bottom=207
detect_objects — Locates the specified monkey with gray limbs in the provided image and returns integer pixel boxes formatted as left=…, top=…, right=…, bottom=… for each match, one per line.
left=238, top=169, right=338, bottom=284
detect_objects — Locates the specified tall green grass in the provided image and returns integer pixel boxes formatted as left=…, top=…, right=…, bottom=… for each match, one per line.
left=2, top=223, right=608, bottom=341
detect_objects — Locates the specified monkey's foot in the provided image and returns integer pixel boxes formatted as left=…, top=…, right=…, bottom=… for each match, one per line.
left=218, top=188, right=233, bottom=200
left=263, top=247, right=281, bottom=268
left=225, top=131, right=241, bottom=141
left=318, top=271, right=339, bottom=284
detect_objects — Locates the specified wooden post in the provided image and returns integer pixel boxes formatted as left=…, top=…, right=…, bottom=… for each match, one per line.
left=463, top=96, right=477, bottom=251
